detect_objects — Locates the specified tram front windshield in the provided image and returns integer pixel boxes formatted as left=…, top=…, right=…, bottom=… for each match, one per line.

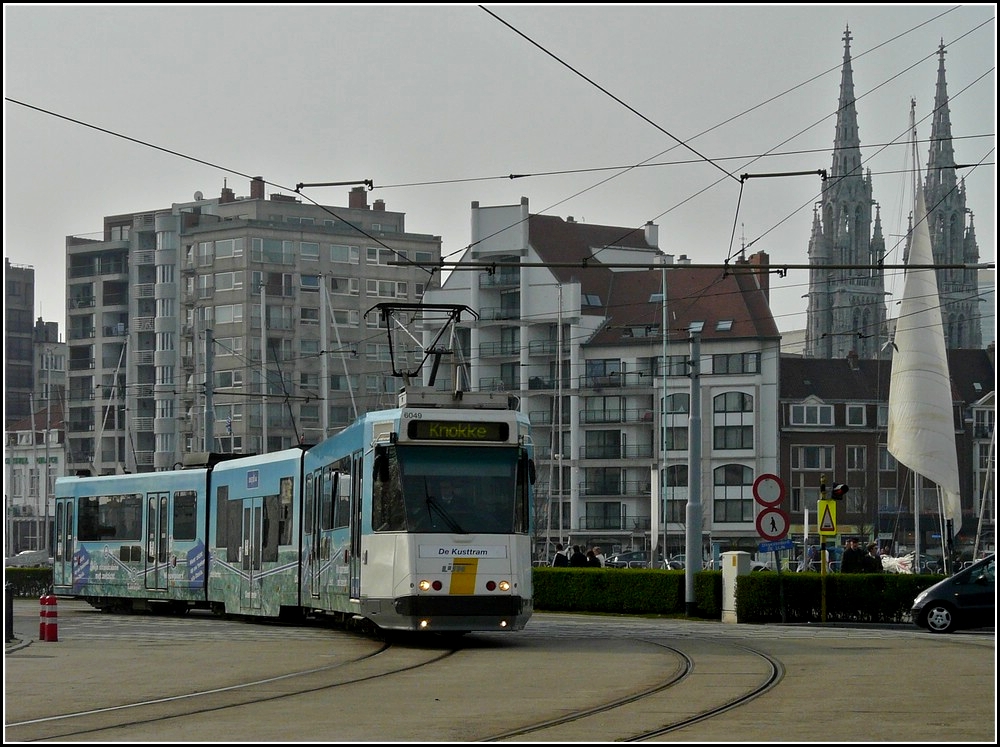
left=372, top=445, right=528, bottom=534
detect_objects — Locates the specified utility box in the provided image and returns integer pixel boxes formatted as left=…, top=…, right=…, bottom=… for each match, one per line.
left=721, top=551, right=751, bottom=623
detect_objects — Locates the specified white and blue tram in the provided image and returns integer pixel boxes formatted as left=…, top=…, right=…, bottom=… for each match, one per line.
left=52, top=388, right=535, bottom=633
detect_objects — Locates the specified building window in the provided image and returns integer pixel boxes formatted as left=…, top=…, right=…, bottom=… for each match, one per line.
left=790, top=445, right=834, bottom=470
left=714, top=391, right=753, bottom=413
left=214, top=238, right=244, bottom=259
left=300, top=242, right=319, bottom=260
left=847, top=445, right=867, bottom=471
left=330, top=276, right=359, bottom=296
left=300, top=307, right=319, bottom=324
left=664, top=465, right=687, bottom=523
left=878, top=445, right=898, bottom=471
left=790, top=403, right=833, bottom=426
left=664, top=426, right=688, bottom=451
left=713, top=464, right=754, bottom=522
left=214, top=271, right=244, bottom=291
left=711, top=352, right=760, bottom=374
left=846, top=404, right=866, bottom=426
left=330, top=244, right=360, bottom=264
left=664, top=393, right=689, bottom=414
left=714, top=425, right=753, bottom=450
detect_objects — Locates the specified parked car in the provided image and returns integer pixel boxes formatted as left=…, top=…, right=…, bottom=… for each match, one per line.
left=606, top=550, right=662, bottom=568
left=911, top=554, right=995, bottom=633
left=4, top=549, right=53, bottom=567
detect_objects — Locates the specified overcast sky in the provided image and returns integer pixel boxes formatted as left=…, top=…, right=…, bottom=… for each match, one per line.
left=4, top=4, right=996, bottom=335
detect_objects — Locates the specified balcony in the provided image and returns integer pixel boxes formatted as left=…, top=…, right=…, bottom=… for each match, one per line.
left=478, top=306, right=520, bottom=322
left=528, top=340, right=568, bottom=357
left=579, top=480, right=651, bottom=497
left=579, top=444, right=654, bottom=459
left=479, top=376, right=518, bottom=391
left=580, top=408, right=655, bottom=425
left=478, top=271, right=520, bottom=289
left=479, top=341, right=521, bottom=358
left=580, top=371, right=652, bottom=389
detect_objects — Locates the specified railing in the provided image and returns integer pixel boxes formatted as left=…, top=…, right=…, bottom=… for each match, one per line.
left=528, top=340, right=568, bottom=357
left=479, top=341, right=521, bottom=357
left=578, top=480, right=651, bottom=497
left=131, top=417, right=154, bottom=432
left=579, top=444, right=654, bottom=459
left=478, top=272, right=520, bottom=288
left=478, top=306, right=520, bottom=321
left=479, top=376, right=518, bottom=391
left=69, top=328, right=96, bottom=340
left=69, top=358, right=95, bottom=371
left=579, top=408, right=655, bottom=425
left=579, top=371, right=654, bottom=389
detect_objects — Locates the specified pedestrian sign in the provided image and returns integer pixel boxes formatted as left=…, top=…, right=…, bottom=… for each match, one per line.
left=756, top=506, right=790, bottom=541
left=817, top=499, right=837, bottom=536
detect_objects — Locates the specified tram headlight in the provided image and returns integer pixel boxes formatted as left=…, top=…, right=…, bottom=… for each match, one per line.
left=498, top=580, right=511, bottom=591
left=418, top=579, right=431, bottom=591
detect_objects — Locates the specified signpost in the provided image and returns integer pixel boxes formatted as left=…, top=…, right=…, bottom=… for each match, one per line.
left=753, top=473, right=789, bottom=622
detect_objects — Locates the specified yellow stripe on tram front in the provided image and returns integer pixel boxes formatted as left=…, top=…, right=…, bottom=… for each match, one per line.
left=449, top=557, right=478, bottom=594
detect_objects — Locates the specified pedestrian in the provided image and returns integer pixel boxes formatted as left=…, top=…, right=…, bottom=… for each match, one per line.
left=840, top=538, right=865, bottom=573
left=862, top=542, right=883, bottom=573
left=592, top=546, right=606, bottom=567
left=551, top=543, right=569, bottom=567
left=569, top=545, right=588, bottom=567
left=585, top=549, right=602, bottom=568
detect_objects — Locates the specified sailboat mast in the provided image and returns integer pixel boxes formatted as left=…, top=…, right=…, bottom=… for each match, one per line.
left=908, top=99, right=922, bottom=573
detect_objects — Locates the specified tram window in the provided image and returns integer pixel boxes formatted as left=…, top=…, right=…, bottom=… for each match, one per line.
left=278, top=477, right=293, bottom=545
left=321, top=468, right=335, bottom=530
left=226, top=499, right=241, bottom=563
left=262, top=494, right=279, bottom=562
left=216, top=485, right=229, bottom=547
left=334, top=473, right=351, bottom=529
left=173, top=490, right=198, bottom=540
left=304, top=473, right=314, bottom=533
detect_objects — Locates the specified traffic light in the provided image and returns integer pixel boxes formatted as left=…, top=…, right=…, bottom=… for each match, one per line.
left=830, top=483, right=849, bottom=499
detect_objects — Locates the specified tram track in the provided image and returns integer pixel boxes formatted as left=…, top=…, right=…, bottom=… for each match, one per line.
left=483, top=640, right=782, bottom=742
left=5, top=638, right=463, bottom=742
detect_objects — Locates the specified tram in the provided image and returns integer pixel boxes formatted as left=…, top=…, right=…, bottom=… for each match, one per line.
left=52, top=304, right=536, bottom=633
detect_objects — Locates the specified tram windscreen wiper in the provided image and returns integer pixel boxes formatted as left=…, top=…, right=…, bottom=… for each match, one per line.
left=424, top=484, right=464, bottom=533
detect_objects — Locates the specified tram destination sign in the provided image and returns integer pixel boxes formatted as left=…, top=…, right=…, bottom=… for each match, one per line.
left=407, top=419, right=510, bottom=442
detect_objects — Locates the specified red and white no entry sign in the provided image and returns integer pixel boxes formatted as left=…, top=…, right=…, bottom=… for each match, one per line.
left=752, top=473, right=785, bottom=507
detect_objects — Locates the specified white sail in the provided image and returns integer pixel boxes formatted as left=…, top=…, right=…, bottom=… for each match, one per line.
left=887, top=187, right=962, bottom=536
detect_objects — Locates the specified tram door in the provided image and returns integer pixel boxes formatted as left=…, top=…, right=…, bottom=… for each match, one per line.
left=240, top=496, right=264, bottom=610
left=350, top=451, right=362, bottom=600
left=145, top=492, right=169, bottom=590
left=53, top=497, right=74, bottom=587
left=308, top=467, right=335, bottom=598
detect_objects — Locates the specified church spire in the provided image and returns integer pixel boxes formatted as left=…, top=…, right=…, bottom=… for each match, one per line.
left=925, top=40, right=957, bottom=195
left=918, top=40, right=983, bottom=349
left=805, top=26, right=885, bottom=359
left=831, top=26, right=864, bottom=180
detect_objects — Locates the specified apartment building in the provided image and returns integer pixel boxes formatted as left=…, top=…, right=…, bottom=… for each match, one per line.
left=64, top=179, right=441, bottom=475
left=422, top=197, right=782, bottom=558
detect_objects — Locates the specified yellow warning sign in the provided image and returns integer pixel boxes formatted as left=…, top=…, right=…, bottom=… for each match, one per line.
left=817, top=499, right=837, bottom=536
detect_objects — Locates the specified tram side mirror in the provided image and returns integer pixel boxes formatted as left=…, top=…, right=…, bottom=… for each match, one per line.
left=518, top=453, right=536, bottom=485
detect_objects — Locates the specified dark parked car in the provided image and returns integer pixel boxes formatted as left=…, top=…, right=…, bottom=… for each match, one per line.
left=911, top=554, right=995, bottom=633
